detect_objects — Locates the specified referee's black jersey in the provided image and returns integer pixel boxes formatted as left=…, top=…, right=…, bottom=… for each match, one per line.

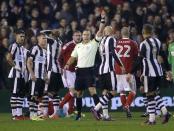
left=47, top=37, right=62, bottom=73
left=8, top=43, right=25, bottom=78
left=99, top=36, right=123, bottom=75
left=29, top=44, right=47, bottom=79
left=140, top=37, right=163, bottom=77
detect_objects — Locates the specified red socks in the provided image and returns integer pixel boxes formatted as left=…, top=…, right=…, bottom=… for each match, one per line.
left=126, top=92, right=135, bottom=107
left=68, top=97, right=75, bottom=114
left=120, top=93, right=126, bottom=107
left=59, top=92, right=73, bottom=108
left=120, top=92, right=135, bottom=108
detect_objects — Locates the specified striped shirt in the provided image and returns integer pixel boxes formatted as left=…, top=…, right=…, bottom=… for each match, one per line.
left=140, top=37, right=163, bottom=77
left=47, top=37, right=62, bottom=73
left=8, top=43, right=25, bottom=78
left=29, top=45, right=47, bottom=79
left=23, top=47, right=30, bottom=82
left=99, top=36, right=123, bottom=75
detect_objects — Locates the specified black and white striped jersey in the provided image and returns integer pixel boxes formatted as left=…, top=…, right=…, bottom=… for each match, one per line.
left=29, top=45, right=47, bottom=79
left=99, top=36, right=123, bottom=75
left=23, top=47, right=30, bottom=82
left=140, top=37, right=163, bottom=77
left=8, top=43, right=25, bottom=78
left=47, top=37, right=62, bottom=74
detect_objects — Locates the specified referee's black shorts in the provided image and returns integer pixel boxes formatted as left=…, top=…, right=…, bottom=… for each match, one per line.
left=9, top=78, right=26, bottom=97
left=47, top=72, right=64, bottom=93
left=98, top=71, right=117, bottom=91
left=75, top=67, right=95, bottom=91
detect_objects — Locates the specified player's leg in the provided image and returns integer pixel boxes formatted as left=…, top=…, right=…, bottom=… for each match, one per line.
left=48, top=72, right=63, bottom=118
left=29, top=79, right=45, bottom=121
left=124, top=75, right=136, bottom=118
left=155, top=77, right=171, bottom=124
left=91, top=72, right=117, bottom=120
left=59, top=70, right=76, bottom=114
left=9, top=78, right=18, bottom=120
left=16, top=78, right=26, bottom=119
left=75, top=90, right=83, bottom=120
left=144, top=76, right=156, bottom=125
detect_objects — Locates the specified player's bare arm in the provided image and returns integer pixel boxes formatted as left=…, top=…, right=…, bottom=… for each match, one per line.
left=6, top=52, right=21, bottom=71
left=64, top=56, right=76, bottom=70
left=96, top=10, right=106, bottom=38
left=27, top=57, right=36, bottom=81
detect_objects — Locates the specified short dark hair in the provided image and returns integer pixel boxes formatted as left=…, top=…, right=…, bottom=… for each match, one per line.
left=37, top=32, right=46, bottom=38
left=73, top=30, right=81, bottom=35
left=15, top=29, right=25, bottom=35
left=142, top=24, right=154, bottom=35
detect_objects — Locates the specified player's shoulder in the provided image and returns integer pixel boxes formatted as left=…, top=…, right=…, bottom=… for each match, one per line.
left=11, top=42, right=18, bottom=48
left=30, top=44, right=38, bottom=51
left=47, top=37, right=55, bottom=44
left=63, top=41, right=75, bottom=49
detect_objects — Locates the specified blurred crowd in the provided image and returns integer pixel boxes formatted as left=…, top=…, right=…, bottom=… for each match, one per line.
left=0, top=0, right=174, bottom=89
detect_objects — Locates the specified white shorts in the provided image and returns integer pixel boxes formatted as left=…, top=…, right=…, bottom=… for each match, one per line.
left=62, top=70, right=76, bottom=88
left=116, top=74, right=136, bottom=93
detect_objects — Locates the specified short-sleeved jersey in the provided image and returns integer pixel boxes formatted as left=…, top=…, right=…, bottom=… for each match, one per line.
left=59, top=40, right=76, bottom=72
left=29, top=45, right=47, bottom=79
left=115, top=38, right=138, bottom=74
left=8, top=43, right=26, bottom=78
left=71, top=38, right=100, bottom=68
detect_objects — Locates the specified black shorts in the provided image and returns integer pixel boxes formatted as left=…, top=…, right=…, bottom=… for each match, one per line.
left=98, top=71, right=117, bottom=91
left=9, top=78, right=26, bottom=97
left=143, top=76, right=161, bottom=93
left=75, top=67, right=95, bottom=91
left=29, top=79, right=45, bottom=97
left=47, top=72, right=64, bottom=93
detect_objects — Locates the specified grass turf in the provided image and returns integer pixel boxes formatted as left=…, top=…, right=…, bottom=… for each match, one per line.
left=0, top=112, right=174, bottom=131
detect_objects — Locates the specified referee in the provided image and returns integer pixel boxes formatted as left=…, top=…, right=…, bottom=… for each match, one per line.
left=64, top=11, right=106, bottom=120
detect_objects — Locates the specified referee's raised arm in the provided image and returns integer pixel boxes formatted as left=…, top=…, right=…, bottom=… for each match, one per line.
left=95, top=10, right=106, bottom=40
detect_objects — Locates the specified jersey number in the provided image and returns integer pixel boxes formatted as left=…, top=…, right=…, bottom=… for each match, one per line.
left=117, top=45, right=131, bottom=57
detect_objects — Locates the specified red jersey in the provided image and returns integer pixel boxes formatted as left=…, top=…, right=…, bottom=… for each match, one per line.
left=59, top=40, right=76, bottom=72
left=115, top=38, right=138, bottom=74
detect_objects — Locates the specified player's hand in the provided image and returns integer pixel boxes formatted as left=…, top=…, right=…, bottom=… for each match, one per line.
left=31, top=73, right=36, bottom=81
left=139, top=86, right=144, bottom=93
left=45, top=77, right=50, bottom=84
left=166, top=71, right=173, bottom=81
left=64, top=64, right=70, bottom=70
left=126, top=73, right=132, bottom=83
left=60, top=68, right=64, bottom=75
left=121, top=66, right=126, bottom=74
left=14, top=66, right=21, bottom=72
left=140, top=74, right=144, bottom=82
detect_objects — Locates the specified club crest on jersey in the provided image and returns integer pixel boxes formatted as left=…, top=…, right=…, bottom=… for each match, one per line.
left=36, top=56, right=46, bottom=62
left=16, top=55, right=24, bottom=61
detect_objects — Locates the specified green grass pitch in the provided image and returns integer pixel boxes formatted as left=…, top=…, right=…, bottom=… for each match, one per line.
left=0, top=112, right=174, bottom=131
